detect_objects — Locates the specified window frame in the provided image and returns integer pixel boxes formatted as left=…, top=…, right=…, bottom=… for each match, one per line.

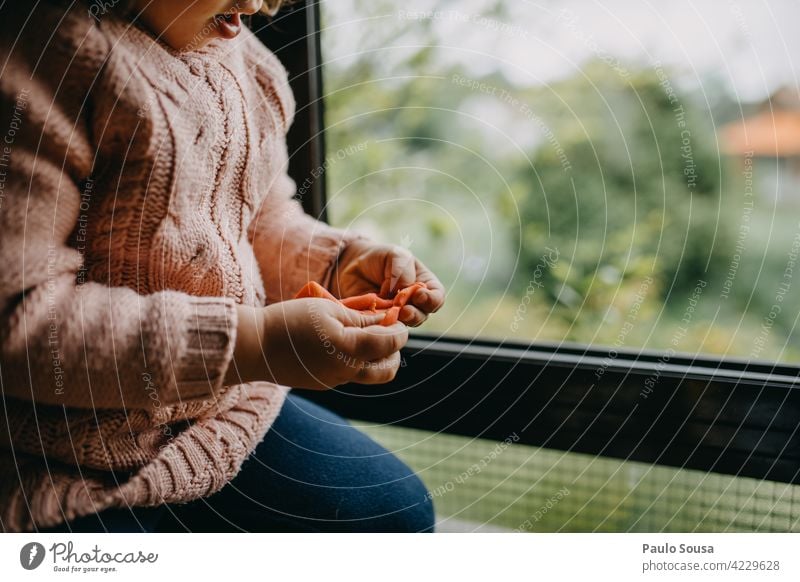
left=254, top=2, right=800, bottom=486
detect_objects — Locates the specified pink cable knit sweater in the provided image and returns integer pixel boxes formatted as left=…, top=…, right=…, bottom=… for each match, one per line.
left=0, top=1, right=361, bottom=532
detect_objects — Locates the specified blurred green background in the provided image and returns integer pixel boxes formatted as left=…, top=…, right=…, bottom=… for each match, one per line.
left=319, top=0, right=800, bottom=531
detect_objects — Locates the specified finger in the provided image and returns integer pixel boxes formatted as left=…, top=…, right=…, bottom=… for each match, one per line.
left=352, top=352, right=402, bottom=385
left=398, top=304, right=428, bottom=327
left=409, top=259, right=446, bottom=313
left=339, top=306, right=388, bottom=328
left=381, top=246, right=417, bottom=296
left=340, top=320, right=409, bottom=362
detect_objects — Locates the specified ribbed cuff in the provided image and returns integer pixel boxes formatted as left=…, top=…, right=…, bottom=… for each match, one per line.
left=297, top=222, right=349, bottom=292
left=165, top=297, right=238, bottom=404
left=289, top=217, right=368, bottom=293
left=321, top=230, right=372, bottom=291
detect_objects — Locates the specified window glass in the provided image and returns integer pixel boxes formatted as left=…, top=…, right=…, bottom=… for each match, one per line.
left=358, top=424, right=800, bottom=532
left=322, top=0, right=800, bottom=362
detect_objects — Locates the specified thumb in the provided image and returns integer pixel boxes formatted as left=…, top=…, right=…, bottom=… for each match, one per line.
left=342, top=308, right=389, bottom=328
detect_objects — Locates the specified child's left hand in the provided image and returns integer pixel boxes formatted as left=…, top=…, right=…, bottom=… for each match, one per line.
left=329, top=238, right=446, bottom=327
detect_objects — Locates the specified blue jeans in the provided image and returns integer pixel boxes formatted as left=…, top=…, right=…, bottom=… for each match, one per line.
left=37, top=395, right=434, bottom=533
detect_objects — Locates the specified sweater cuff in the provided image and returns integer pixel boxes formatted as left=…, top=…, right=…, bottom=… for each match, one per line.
left=165, top=297, right=238, bottom=404
left=296, top=222, right=369, bottom=293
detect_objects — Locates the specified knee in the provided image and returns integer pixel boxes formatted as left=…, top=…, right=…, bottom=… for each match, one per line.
left=364, top=472, right=436, bottom=533
left=409, top=483, right=436, bottom=533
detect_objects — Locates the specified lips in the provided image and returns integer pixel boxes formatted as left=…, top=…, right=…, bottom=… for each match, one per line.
left=214, top=0, right=264, bottom=39
left=215, top=11, right=242, bottom=39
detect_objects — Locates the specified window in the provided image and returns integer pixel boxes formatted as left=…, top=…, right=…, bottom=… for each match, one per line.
left=256, top=0, right=800, bottom=532
left=321, top=0, right=800, bottom=363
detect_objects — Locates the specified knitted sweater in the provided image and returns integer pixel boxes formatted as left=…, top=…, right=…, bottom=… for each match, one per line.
left=0, top=1, right=361, bottom=532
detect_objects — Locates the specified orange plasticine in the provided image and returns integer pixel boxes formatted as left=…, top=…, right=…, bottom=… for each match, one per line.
left=294, top=280, right=338, bottom=301
left=341, top=293, right=395, bottom=311
left=293, top=281, right=427, bottom=326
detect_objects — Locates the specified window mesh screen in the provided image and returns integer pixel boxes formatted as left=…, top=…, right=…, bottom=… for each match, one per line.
left=354, top=424, right=800, bottom=532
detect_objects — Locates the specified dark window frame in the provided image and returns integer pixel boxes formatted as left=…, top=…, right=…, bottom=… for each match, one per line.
left=254, top=3, right=800, bottom=486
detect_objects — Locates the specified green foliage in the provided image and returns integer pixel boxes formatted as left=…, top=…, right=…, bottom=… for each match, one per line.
left=509, top=63, right=733, bottom=330
left=321, top=2, right=798, bottom=360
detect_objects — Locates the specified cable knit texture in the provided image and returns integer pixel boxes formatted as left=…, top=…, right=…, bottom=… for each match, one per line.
left=0, top=1, right=361, bottom=532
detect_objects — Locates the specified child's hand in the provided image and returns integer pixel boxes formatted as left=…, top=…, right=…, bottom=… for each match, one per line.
left=224, top=301, right=408, bottom=390
left=329, top=239, right=446, bottom=327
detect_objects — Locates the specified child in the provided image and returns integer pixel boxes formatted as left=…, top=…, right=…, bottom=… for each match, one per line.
left=0, top=0, right=444, bottom=532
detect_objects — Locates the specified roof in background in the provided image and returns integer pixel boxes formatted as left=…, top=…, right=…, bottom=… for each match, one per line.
left=720, top=89, right=800, bottom=157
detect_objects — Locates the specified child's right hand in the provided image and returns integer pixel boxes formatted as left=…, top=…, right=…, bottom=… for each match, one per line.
left=224, top=300, right=409, bottom=390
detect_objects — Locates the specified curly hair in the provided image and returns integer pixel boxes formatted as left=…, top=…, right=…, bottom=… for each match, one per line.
left=260, top=0, right=289, bottom=16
